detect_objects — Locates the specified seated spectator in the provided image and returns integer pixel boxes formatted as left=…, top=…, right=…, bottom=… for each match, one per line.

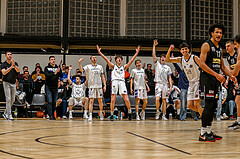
left=62, top=63, right=66, bottom=73
left=18, top=66, right=28, bottom=79
left=227, top=80, right=236, bottom=120
left=32, top=66, right=45, bottom=94
left=56, top=79, right=68, bottom=119
left=61, top=66, right=72, bottom=85
left=72, top=71, right=85, bottom=83
left=31, top=63, right=44, bottom=75
left=18, top=71, right=34, bottom=103
left=0, top=62, right=2, bottom=80
left=167, top=79, right=181, bottom=119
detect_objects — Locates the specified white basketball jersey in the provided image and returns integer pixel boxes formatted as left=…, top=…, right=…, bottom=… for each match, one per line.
left=130, top=68, right=146, bottom=90
left=111, top=65, right=125, bottom=81
left=83, top=64, right=103, bottom=88
left=181, top=54, right=200, bottom=82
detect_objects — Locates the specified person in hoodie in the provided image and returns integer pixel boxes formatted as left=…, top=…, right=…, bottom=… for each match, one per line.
left=44, top=56, right=63, bottom=120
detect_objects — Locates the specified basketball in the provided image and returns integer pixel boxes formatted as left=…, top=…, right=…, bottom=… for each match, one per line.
left=122, top=112, right=125, bottom=118
left=37, top=111, right=44, bottom=118
left=98, top=111, right=105, bottom=117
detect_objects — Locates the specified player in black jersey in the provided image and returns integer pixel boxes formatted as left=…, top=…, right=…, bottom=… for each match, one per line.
left=226, top=36, right=240, bottom=130
left=199, top=23, right=237, bottom=142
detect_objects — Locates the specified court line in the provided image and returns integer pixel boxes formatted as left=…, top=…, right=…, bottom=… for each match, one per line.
left=0, top=150, right=33, bottom=159
left=127, top=131, right=192, bottom=155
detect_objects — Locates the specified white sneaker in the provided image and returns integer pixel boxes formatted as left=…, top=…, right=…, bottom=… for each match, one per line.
left=62, top=116, right=67, bottom=119
left=83, top=114, right=89, bottom=119
left=99, top=112, right=104, bottom=121
left=2, top=113, right=9, bottom=120
left=46, top=114, right=49, bottom=119
left=136, top=115, right=140, bottom=121
left=88, top=115, right=93, bottom=122
left=140, top=111, right=145, bottom=120
left=69, top=114, right=73, bottom=120
left=220, top=115, right=224, bottom=119
left=8, top=115, right=14, bottom=121
left=155, top=111, right=160, bottom=120
left=217, top=118, right=221, bottom=122
left=162, top=115, right=168, bottom=121
left=223, top=113, right=228, bottom=119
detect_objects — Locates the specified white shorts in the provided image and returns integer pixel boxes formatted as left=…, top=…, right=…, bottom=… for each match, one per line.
left=155, top=83, right=168, bottom=99
left=68, top=97, right=83, bottom=106
left=187, top=81, right=200, bottom=100
left=88, top=88, right=103, bottom=99
left=111, top=80, right=128, bottom=95
left=135, top=89, right=147, bottom=99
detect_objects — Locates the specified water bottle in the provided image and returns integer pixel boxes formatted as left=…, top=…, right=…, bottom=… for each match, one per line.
left=169, top=113, right=172, bottom=120
left=14, top=108, right=18, bottom=118
left=120, top=112, right=123, bottom=120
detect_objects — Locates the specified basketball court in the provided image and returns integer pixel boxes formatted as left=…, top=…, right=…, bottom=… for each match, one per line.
left=0, top=118, right=239, bottom=159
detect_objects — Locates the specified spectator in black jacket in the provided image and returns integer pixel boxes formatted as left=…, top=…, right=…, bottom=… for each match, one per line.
left=44, top=56, right=63, bottom=120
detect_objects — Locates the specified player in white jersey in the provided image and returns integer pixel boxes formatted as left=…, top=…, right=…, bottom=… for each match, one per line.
left=130, top=59, right=150, bottom=120
left=152, top=39, right=173, bottom=120
left=79, top=56, right=106, bottom=122
left=165, top=42, right=203, bottom=117
left=67, top=65, right=89, bottom=120
left=97, top=45, right=140, bottom=121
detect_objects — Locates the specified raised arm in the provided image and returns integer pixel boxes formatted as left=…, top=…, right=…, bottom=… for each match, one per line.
left=199, top=42, right=225, bottom=83
left=96, top=45, right=114, bottom=70
left=124, top=45, right=140, bottom=70
left=166, top=45, right=181, bottom=63
left=152, top=39, right=158, bottom=63
left=78, top=58, right=84, bottom=73
left=67, top=65, right=73, bottom=85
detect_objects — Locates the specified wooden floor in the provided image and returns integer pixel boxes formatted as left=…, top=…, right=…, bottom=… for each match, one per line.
left=0, top=118, right=239, bottom=159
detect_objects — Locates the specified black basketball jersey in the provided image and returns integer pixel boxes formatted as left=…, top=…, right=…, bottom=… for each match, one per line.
left=227, top=50, right=240, bottom=83
left=202, top=40, right=222, bottom=74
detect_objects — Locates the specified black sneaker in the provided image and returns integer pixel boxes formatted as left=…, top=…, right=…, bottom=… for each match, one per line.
left=128, top=113, right=132, bottom=121
left=175, top=114, right=180, bottom=120
left=199, top=132, right=216, bottom=142
left=228, top=121, right=240, bottom=130
left=209, top=131, right=222, bottom=140
left=110, top=115, right=114, bottom=121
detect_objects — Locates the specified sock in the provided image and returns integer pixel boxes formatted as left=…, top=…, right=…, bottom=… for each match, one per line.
left=142, top=110, right=145, bottom=112
left=89, top=113, right=92, bottom=117
left=162, top=114, right=166, bottom=117
left=128, top=109, right=132, bottom=114
left=237, top=117, right=240, bottom=123
left=136, top=112, right=139, bottom=116
left=84, top=110, right=88, bottom=115
left=156, top=110, right=160, bottom=113
left=69, top=110, right=72, bottom=115
left=111, top=111, right=113, bottom=115
left=201, top=127, right=206, bottom=135
left=177, top=109, right=180, bottom=115
left=206, top=126, right=212, bottom=134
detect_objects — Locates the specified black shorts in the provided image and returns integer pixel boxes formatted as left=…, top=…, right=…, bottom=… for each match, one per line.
left=200, top=72, right=221, bottom=100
